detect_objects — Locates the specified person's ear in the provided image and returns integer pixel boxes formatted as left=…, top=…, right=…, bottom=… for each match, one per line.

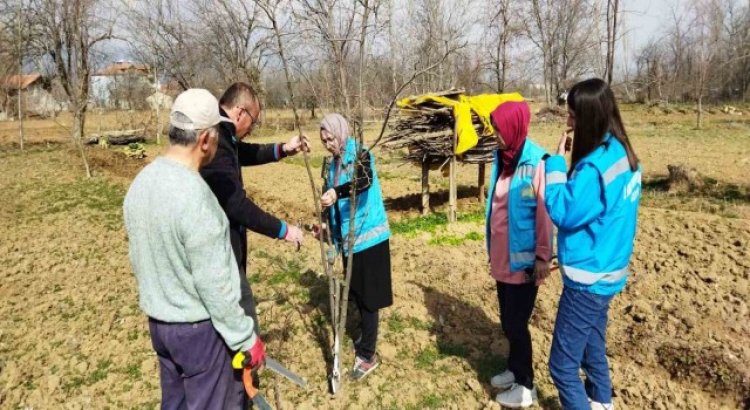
left=197, top=129, right=211, bottom=153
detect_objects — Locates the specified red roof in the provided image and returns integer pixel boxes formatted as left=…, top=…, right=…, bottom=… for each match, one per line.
left=96, top=62, right=151, bottom=76
left=0, top=73, right=42, bottom=90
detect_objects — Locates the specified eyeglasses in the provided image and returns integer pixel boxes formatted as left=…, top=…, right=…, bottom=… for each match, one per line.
left=239, top=106, right=261, bottom=127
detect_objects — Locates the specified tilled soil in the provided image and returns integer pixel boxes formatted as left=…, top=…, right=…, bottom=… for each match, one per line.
left=0, top=142, right=748, bottom=409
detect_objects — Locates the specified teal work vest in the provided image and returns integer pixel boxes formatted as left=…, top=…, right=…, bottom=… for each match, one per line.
left=485, top=139, right=549, bottom=272
left=326, top=138, right=390, bottom=255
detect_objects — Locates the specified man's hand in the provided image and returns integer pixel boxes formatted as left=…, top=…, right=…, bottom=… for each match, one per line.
left=233, top=337, right=266, bottom=371
left=282, top=134, right=311, bottom=156
left=320, top=188, right=337, bottom=208
left=312, top=223, right=328, bottom=241
left=534, top=259, right=551, bottom=281
left=283, top=224, right=304, bottom=247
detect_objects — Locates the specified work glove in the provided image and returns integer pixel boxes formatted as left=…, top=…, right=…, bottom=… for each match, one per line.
left=283, top=134, right=311, bottom=155
left=320, top=188, right=337, bottom=208
left=233, top=337, right=266, bottom=371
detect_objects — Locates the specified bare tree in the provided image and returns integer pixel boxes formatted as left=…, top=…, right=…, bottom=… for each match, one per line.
left=294, top=0, right=360, bottom=115
left=27, top=0, right=116, bottom=177
left=483, top=0, right=520, bottom=92
left=690, top=0, right=725, bottom=128
left=124, top=0, right=200, bottom=90
left=524, top=0, right=594, bottom=103
left=604, top=0, right=620, bottom=85
left=192, top=0, right=270, bottom=91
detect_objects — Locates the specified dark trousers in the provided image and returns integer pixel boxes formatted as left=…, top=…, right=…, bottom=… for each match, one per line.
left=352, top=291, right=379, bottom=361
left=496, top=281, right=539, bottom=389
left=148, top=319, right=245, bottom=410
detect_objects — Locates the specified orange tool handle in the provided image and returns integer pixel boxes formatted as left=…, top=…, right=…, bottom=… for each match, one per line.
left=242, top=368, right=259, bottom=399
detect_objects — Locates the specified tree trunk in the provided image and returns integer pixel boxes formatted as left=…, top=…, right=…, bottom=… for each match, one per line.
left=73, top=105, right=92, bottom=178
left=17, top=0, right=24, bottom=151
left=17, top=91, right=24, bottom=151
left=607, top=0, right=619, bottom=85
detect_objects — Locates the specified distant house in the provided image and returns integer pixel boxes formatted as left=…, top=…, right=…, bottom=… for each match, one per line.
left=0, top=73, right=64, bottom=118
left=90, top=61, right=154, bottom=109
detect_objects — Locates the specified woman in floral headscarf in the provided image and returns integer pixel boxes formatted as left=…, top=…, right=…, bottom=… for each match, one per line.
left=315, top=113, right=392, bottom=381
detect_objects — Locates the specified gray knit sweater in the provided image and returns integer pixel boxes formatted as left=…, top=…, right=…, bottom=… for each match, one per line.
left=123, top=157, right=256, bottom=351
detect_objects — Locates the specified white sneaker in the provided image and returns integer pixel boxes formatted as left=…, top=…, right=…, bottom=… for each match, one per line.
left=590, top=401, right=614, bottom=410
left=490, top=370, right=516, bottom=389
left=495, top=383, right=537, bottom=408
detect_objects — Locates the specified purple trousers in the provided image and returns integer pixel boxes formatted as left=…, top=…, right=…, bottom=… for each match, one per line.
left=148, top=318, right=248, bottom=410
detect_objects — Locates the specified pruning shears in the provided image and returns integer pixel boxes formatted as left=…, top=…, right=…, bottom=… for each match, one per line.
left=232, top=352, right=272, bottom=410
left=232, top=351, right=307, bottom=410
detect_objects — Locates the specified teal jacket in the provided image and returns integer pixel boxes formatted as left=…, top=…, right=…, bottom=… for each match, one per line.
left=485, top=139, right=550, bottom=272
left=545, top=134, right=642, bottom=295
left=326, top=138, right=390, bottom=255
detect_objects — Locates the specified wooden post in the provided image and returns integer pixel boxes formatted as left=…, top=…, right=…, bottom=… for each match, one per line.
left=421, top=159, right=430, bottom=215
left=478, top=163, right=486, bottom=203
left=448, top=131, right=457, bottom=223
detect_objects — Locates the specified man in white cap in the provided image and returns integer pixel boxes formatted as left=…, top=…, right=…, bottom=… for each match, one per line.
left=124, top=89, right=265, bottom=409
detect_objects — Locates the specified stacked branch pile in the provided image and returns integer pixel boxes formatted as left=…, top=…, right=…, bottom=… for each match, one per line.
left=383, top=90, right=499, bottom=165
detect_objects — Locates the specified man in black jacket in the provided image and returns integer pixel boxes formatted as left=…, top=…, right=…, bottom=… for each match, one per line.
left=200, top=82, right=308, bottom=330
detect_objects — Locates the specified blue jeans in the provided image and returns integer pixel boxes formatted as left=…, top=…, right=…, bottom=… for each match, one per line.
left=549, top=287, right=614, bottom=409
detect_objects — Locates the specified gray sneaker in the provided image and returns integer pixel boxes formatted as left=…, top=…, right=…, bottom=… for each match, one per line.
left=350, top=354, right=379, bottom=381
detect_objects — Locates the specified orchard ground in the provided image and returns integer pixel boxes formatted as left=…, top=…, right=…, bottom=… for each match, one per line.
left=0, top=104, right=748, bottom=409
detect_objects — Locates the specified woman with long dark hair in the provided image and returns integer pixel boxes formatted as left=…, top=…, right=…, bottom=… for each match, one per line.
left=544, top=78, right=641, bottom=410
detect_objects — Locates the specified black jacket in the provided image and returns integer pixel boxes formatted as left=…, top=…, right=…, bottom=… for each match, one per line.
left=200, top=110, right=285, bottom=272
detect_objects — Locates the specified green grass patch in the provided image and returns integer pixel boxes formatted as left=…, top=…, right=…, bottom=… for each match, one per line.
left=457, top=211, right=485, bottom=223
left=387, top=313, right=407, bottom=333
left=30, top=177, right=125, bottom=230
left=409, top=317, right=434, bottom=331
left=390, top=213, right=448, bottom=235
left=284, top=155, right=324, bottom=169
left=418, top=393, right=445, bottom=409
left=391, top=211, right=485, bottom=237
left=387, top=313, right=433, bottom=334
left=267, top=259, right=304, bottom=285
left=476, top=354, right=508, bottom=382
left=89, top=359, right=113, bottom=384
left=378, top=171, right=399, bottom=180
left=124, top=363, right=142, bottom=381
left=415, top=346, right=441, bottom=369
left=437, top=341, right=469, bottom=358
left=63, top=376, right=85, bottom=393
left=254, top=250, right=306, bottom=285
left=429, top=231, right=483, bottom=246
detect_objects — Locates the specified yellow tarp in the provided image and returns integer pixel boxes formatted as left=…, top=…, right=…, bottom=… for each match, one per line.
left=397, top=92, right=524, bottom=154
